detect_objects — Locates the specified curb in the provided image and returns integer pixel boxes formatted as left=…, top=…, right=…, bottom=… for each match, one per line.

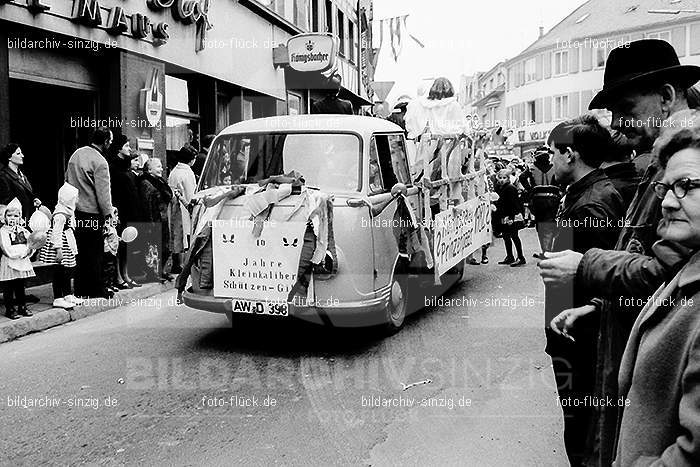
left=0, top=282, right=174, bottom=344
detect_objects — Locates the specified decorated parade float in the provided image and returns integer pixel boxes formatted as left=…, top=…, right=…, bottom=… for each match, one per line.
left=180, top=115, right=493, bottom=334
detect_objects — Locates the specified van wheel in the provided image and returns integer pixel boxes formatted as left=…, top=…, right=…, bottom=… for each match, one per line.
left=382, top=271, right=408, bottom=335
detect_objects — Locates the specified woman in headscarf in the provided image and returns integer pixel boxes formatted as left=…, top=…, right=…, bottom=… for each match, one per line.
left=138, top=158, right=173, bottom=282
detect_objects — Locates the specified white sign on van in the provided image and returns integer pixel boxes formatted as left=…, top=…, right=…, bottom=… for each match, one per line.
left=212, top=219, right=306, bottom=303
left=433, top=195, right=492, bottom=276
left=287, top=33, right=337, bottom=72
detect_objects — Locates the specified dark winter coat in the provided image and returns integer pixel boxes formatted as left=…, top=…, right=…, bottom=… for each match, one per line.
left=138, top=173, right=172, bottom=224
left=603, top=162, right=641, bottom=209
left=311, top=96, right=353, bottom=115
left=0, top=165, right=35, bottom=222
left=545, top=169, right=625, bottom=326
left=494, top=182, right=522, bottom=224
left=109, top=155, right=142, bottom=223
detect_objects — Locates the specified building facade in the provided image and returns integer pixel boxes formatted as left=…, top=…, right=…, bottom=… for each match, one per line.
left=503, top=0, right=700, bottom=157
left=0, top=0, right=373, bottom=206
left=471, top=62, right=506, bottom=132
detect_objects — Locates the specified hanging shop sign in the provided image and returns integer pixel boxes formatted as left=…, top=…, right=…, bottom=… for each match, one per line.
left=140, top=68, right=163, bottom=128
left=287, top=33, right=337, bottom=73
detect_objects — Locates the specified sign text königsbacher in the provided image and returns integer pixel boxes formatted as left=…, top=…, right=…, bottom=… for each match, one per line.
left=290, top=52, right=330, bottom=64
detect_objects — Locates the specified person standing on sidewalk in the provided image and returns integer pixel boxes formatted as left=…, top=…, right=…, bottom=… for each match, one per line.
left=544, top=115, right=625, bottom=467
left=494, top=168, right=526, bottom=267
left=65, top=126, right=114, bottom=299
left=0, top=198, right=35, bottom=319
left=107, top=134, right=141, bottom=289
left=523, top=146, right=562, bottom=257
left=538, top=40, right=700, bottom=467
left=38, top=182, right=83, bottom=309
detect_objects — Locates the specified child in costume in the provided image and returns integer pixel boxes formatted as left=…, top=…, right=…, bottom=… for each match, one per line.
left=103, top=207, right=120, bottom=293
left=38, top=182, right=83, bottom=309
left=0, top=198, right=35, bottom=319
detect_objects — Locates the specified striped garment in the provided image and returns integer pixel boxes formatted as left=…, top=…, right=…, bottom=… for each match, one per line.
left=38, top=226, right=77, bottom=268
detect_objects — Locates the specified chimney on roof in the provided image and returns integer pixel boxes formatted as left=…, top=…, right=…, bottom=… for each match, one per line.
left=539, top=26, right=544, bottom=38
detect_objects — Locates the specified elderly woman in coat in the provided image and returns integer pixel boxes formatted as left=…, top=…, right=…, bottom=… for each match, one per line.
left=612, top=123, right=700, bottom=466
left=168, top=148, right=196, bottom=274
left=138, top=158, right=173, bottom=282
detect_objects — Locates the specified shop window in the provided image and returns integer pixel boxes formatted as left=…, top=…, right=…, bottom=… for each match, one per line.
left=217, top=93, right=231, bottom=132
left=243, top=99, right=254, bottom=120
left=287, top=92, right=302, bottom=115
left=165, top=75, right=200, bottom=156
left=337, top=10, right=345, bottom=56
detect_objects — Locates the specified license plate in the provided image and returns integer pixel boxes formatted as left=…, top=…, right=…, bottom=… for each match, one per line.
left=230, top=299, right=288, bottom=317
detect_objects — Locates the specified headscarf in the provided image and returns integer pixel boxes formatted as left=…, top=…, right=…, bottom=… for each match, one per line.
left=54, top=182, right=79, bottom=218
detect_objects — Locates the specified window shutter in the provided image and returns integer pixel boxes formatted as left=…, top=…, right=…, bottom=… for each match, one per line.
left=581, top=90, right=593, bottom=111
left=544, top=51, right=552, bottom=78
left=671, top=26, right=686, bottom=56
left=519, top=62, right=525, bottom=86
left=544, top=96, right=552, bottom=122
left=569, top=49, right=579, bottom=73
left=569, top=91, right=580, bottom=117
left=582, top=44, right=592, bottom=71
left=535, top=54, right=543, bottom=81
left=535, top=98, right=543, bottom=123
left=692, top=24, right=700, bottom=55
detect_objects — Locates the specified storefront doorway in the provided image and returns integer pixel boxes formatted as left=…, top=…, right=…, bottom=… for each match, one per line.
left=9, top=79, right=96, bottom=208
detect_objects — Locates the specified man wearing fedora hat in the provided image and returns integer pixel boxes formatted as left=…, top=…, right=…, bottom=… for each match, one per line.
left=539, top=39, right=700, bottom=467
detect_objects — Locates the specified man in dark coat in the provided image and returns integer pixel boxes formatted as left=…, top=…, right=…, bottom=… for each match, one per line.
left=600, top=129, right=640, bottom=208
left=539, top=40, right=700, bottom=467
left=544, top=116, right=625, bottom=467
left=311, top=74, right=354, bottom=115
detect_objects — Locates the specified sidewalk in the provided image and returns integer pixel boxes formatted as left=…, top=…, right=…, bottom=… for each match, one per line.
left=0, top=281, right=174, bottom=343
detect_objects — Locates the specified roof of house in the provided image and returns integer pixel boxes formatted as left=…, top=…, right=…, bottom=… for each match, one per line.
left=517, top=0, right=700, bottom=57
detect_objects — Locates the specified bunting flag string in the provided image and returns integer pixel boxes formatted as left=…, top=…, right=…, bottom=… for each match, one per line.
left=379, top=15, right=423, bottom=62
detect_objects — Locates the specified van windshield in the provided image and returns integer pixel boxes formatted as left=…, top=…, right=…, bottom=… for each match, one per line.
left=200, top=133, right=361, bottom=191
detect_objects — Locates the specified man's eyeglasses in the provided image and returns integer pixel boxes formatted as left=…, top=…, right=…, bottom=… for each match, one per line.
left=652, top=178, right=700, bottom=200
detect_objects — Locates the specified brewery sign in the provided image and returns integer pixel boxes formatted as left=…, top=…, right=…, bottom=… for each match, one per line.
left=287, top=33, right=337, bottom=72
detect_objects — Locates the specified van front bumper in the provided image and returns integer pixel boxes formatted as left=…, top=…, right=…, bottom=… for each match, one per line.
left=182, top=289, right=392, bottom=328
